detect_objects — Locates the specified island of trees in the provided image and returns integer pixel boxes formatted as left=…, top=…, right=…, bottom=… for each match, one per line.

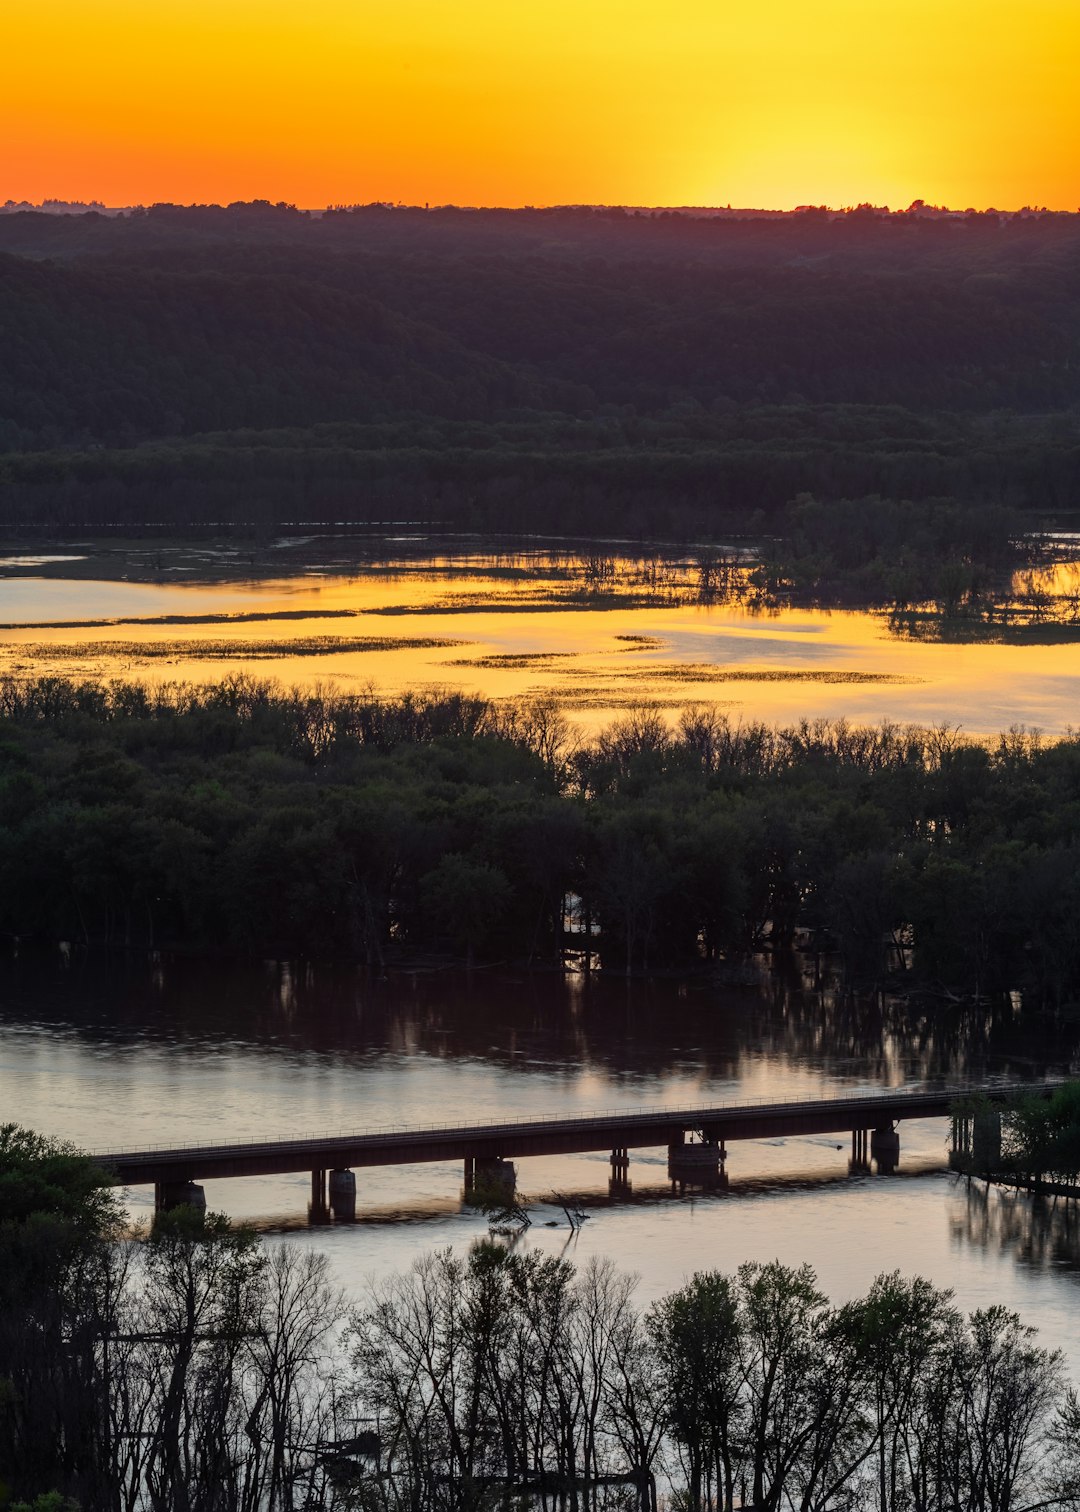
left=2, top=676, right=1080, bottom=1002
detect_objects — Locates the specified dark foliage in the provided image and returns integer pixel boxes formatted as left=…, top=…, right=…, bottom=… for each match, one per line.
left=1, top=205, right=1079, bottom=532
left=2, top=677, right=1080, bottom=1000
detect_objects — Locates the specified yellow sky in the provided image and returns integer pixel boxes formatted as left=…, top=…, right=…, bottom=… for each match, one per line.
left=5, top=0, right=1078, bottom=209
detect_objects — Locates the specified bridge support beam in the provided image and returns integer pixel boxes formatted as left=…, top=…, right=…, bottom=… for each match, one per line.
left=155, top=1179, right=207, bottom=1215
left=668, top=1137, right=724, bottom=1192
left=310, top=1168, right=329, bottom=1221
left=466, top=1156, right=516, bottom=1202
left=610, top=1146, right=631, bottom=1197
left=871, top=1125, right=900, bottom=1174
left=851, top=1127, right=870, bottom=1169
left=329, top=1168, right=357, bottom=1221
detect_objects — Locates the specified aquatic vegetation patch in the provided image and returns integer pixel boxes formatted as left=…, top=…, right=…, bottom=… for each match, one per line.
left=523, top=685, right=740, bottom=711
left=613, top=634, right=666, bottom=650
left=2, top=635, right=470, bottom=662
left=564, top=662, right=920, bottom=685
left=448, top=651, right=582, bottom=668
left=0, top=608, right=367, bottom=631
left=368, top=589, right=690, bottom=616
left=888, top=610, right=1080, bottom=646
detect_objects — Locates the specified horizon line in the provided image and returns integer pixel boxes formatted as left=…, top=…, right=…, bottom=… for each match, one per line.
left=2, top=196, right=1076, bottom=219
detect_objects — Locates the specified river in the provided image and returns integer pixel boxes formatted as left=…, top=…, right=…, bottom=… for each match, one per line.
left=3, top=952, right=1080, bottom=1369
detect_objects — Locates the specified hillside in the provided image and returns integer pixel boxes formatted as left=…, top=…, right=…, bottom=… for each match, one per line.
left=2, top=205, right=1079, bottom=532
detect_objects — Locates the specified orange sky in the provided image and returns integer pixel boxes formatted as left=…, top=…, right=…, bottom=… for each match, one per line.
left=5, top=0, right=1078, bottom=210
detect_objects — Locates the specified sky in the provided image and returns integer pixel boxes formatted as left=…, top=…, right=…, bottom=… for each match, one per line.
left=5, top=0, right=1079, bottom=210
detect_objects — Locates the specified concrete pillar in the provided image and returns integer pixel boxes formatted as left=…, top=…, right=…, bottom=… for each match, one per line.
left=871, top=1125, right=901, bottom=1174
left=973, top=1111, right=1002, bottom=1172
left=156, top=1179, right=207, bottom=1213
left=668, top=1139, right=723, bottom=1188
left=850, top=1127, right=871, bottom=1170
left=949, top=1112, right=976, bottom=1172
left=464, top=1155, right=476, bottom=1188
left=329, top=1168, right=356, bottom=1221
left=311, top=1168, right=327, bottom=1209
left=467, top=1156, right=516, bottom=1201
left=610, top=1147, right=632, bottom=1198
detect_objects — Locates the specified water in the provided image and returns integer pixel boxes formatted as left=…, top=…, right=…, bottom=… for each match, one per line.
left=4, top=541, right=1080, bottom=1370
left=3, top=544, right=1080, bottom=732
left=3, top=953, right=1080, bottom=1368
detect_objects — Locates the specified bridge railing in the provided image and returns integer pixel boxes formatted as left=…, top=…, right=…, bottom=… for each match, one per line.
left=90, top=1079, right=1061, bottom=1159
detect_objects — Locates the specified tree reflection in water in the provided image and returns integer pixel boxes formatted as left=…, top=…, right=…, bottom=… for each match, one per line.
left=950, top=1176, right=1080, bottom=1276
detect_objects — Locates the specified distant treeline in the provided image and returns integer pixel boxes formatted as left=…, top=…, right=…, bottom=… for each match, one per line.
left=755, top=495, right=1033, bottom=608
left=1, top=204, right=1078, bottom=533
left=1, top=413, right=1076, bottom=537
left=2, top=677, right=1080, bottom=1000
left=2, top=198, right=1078, bottom=263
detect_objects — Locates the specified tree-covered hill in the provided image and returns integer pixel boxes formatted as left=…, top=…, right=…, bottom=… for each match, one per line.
left=1, top=204, right=1079, bottom=532
left=0, top=251, right=546, bottom=448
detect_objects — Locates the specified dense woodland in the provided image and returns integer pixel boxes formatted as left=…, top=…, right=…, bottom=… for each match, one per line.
left=4, top=1123, right=1080, bottom=1511
left=3, top=677, right=1080, bottom=1000
left=1, top=205, right=1079, bottom=533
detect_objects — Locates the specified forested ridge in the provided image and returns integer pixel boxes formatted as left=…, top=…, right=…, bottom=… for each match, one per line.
left=3, top=676, right=1080, bottom=1000
left=2, top=205, right=1079, bottom=532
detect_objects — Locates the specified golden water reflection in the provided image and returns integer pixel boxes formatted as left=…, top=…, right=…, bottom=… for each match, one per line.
left=3, top=552, right=1080, bottom=733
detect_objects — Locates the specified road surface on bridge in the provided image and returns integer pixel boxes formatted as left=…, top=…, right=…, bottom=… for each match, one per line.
left=91, top=1082, right=1052, bottom=1189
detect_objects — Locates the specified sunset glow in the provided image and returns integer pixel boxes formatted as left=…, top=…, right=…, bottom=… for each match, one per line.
left=6, top=0, right=1079, bottom=209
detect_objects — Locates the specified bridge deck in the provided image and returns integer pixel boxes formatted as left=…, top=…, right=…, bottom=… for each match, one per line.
left=91, top=1082, right=1048, bottom=1187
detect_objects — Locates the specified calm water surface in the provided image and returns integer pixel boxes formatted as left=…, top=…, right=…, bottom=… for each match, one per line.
left=3, top=956, right=1080, bottom=1368
left=3, top=547, right=1080, bottom=731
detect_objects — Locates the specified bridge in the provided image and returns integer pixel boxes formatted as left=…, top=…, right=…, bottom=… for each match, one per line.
left=90, top=1081, right=1054, bottom=1219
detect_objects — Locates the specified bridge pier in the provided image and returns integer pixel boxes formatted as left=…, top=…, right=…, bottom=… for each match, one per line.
left=154, top=1179, right=207, bottom=1214
left=668, top=1136, right=726, bottom=1192
left=973, top=1110, right=1002, bottom=1171
left=949, top=1109, right=1001, bottom=1174
left=949, top=1113, right=971, bottom=1171
left=609, top=1146, right=631, bottom=1197
left=329, top=1168, right=357, bottom=1221
left=309, top=1168, right=331, bottom=1223
left=466, top=1156, right=516, bottom=1202
left=871, top=1124, right=900, bottom=1174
